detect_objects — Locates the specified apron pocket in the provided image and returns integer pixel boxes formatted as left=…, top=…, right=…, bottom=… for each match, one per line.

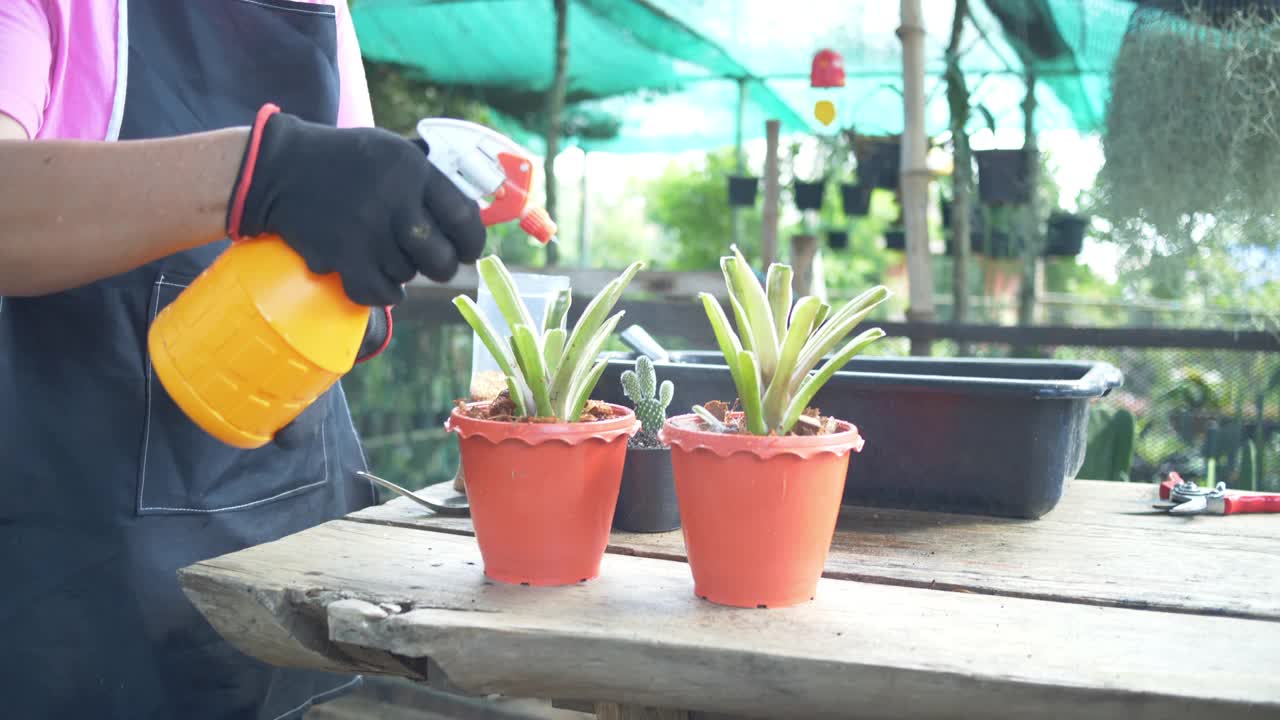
left=136, top=272, right=330, bottom=516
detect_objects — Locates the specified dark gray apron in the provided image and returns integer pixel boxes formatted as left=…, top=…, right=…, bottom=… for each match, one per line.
left=0, top=1, right=378, bottom=717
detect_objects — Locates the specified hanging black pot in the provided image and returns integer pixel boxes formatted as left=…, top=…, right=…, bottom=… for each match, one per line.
left=975, top=149, right=1033, bottom=205
left=727, top=175, right=759, bottom=207
left=840, top=182, right=872, bottom=216
left=613, top=446, right=680, bottom=533
left=794, top=180, right=826, bottom=211
left=1045, top=213, right=1089, bottom=256
left=884, top=228, right=906, bottom=251
left=827, top=230, right=850, bottom=250
left=981, top=230, right=1017, bottom=258
left=861, top=139, right=901, bottom=189
left=941, top=198, right=953, bottom=227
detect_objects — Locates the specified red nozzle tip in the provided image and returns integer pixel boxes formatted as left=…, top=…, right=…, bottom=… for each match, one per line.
left=519, top=207, right=558, bottom=245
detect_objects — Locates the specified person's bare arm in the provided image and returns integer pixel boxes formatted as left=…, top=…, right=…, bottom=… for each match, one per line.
left=0, top=113, right=248, bottom=296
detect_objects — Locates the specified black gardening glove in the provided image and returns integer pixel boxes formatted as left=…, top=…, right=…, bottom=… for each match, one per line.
left=273, top=305, right=391, bottom=450
left=226, top=103, right=486, bottom=307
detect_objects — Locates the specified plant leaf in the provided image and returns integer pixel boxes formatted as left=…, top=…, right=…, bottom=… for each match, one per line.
left=555, top=311, right=624, bottom=418
left=737, top=350, right=768, bottom=436
left=565, top=359, right=609, bottom=422
left=545, top=288, right=572, bottom=332
left=698, top=293, right=745, bottom=396
left=762, top=296, right=822, bottom=431
left=723, top=246, right=779, bottom=380
left=727, top=291, right=758, bottom=354
left=512, top=324, right=553, bottom=417
left=766, top=264, right=793, bottom=344
left=476, top=256, right=537, bottom=338
left=453, top=295, right=528, bottom=416
left=812, top=302, right=831, bottom=331
left=548, top=261, right=642, bottom=413
left=693, top=404, right=731, bottom=432
left=542, top=328, right=567, bottom=379
left=791, top=286, right=890, bottom=392
left=780, top=328, right=886, bottom=434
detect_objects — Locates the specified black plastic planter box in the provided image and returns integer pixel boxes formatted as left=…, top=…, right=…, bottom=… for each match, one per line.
left=595, top=353, right=1123, bottom=519
left=794, top=181, right=825, bottom=211
left=727, top=175, right=758, bottom=207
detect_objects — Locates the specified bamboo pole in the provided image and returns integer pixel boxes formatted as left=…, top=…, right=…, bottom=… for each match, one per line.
left=762, top=119, right=780, bottom=267
left=946, top=0, right=973, bottom=346
left=1017, top=71, right=1041, bottom=331
left=544, top=0, right=569, bottom=266
left=731, top=78, right=748, bottom=251
left=899, top=0, right=936, bottom=354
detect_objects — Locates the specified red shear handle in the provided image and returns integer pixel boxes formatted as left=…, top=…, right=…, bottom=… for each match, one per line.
left=1223, top=493, right=1280, bottom=514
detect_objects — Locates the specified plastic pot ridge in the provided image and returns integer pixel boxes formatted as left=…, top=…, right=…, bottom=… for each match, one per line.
left=445, top=402, right=639, bottom=586
left=660, top=414, right=864, bottom=608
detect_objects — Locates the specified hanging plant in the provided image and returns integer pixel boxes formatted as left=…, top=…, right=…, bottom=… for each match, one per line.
left=1097, top=2, right=1280, bottom=247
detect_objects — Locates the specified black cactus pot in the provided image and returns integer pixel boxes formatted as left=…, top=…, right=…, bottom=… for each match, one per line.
left=614, top=444, right=680, bottom=533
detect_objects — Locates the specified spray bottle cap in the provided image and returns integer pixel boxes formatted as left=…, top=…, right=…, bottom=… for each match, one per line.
left=519, top=207, right=559, bottom=245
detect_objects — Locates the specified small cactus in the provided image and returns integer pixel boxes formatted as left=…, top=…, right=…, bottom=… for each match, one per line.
left=621, top=356, right=674, bottom=439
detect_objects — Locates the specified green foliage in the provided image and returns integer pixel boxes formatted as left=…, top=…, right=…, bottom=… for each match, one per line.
left=620, top=356, right=674, bottom=439
left=645, top=149, right=762, bottom=271
left=363, top=61, right=493, bottom=135
left=1097, top=6, right=1280, bottom=253
left=454, top=256, right=643, bottom=421
left=1080, top=406, right=1137, bottom=482
left=698, top=246, right=890, bottom=435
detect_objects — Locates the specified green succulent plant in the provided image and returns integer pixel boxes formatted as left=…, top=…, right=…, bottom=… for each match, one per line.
left=697, top=245, right=891, bottom=436
left=454, top=255, right=644, bottom=421
left=621, top=356, right=673, bottom=440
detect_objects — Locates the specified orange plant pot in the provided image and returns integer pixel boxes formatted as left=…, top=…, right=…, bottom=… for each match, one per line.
left=445, top=403, right=638, bottom=586
left=660, top=414, right=865, bottom=608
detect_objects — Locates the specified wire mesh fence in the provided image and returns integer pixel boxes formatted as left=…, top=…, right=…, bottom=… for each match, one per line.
left=343, top=297, right=1280, bottom=496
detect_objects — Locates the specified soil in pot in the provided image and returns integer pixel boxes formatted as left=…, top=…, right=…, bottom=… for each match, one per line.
left=840, top=183, right=872, bottom=216
left=727, top=175, right=759, bottom=207
left=445, top=396, right=638, bottom=586
left=614, top=433, right=680, bottom=533
left=794, top=181, right=825, bottom=211
left=660, top=405, right=864, bottom=609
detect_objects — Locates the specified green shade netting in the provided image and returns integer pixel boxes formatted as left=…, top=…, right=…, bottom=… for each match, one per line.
left=352, top=0, right=1139, bottom=154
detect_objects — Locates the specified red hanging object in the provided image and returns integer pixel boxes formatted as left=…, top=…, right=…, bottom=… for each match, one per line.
left=810, top=48, right=845, bottom=88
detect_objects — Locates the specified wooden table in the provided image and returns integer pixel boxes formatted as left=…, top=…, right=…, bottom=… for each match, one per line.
left=178, top=480, right=1280, bottom=719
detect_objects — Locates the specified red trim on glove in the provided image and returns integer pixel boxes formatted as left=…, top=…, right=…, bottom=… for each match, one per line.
left=355, top=306, right=394, bottom=364
left=227, top=103, right=281, bottom=242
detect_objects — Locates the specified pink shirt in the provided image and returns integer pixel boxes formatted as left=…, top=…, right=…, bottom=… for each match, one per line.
left=0, top=0, right=374, bottom=140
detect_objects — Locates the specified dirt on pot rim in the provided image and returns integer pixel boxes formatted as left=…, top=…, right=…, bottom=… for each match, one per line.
left=453, top=392, right=618, bottom=424
left=697, top=399, right=841, bottom=436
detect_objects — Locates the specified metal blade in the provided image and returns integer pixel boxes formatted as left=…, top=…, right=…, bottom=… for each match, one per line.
left=1168, top=494, right=1208, bottom=515
left=357, top=471, right=470, bottom=516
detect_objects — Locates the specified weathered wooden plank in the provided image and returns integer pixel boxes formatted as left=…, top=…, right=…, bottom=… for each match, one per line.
left=181, top=520, right=1280, bottom=720
left=347, top=480, right=1280, bottom=621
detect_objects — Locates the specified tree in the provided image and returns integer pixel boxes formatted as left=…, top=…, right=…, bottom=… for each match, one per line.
left=645, top=150, right=763, bottom=271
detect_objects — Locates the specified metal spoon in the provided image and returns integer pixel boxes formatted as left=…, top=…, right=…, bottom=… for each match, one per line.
left=356, top=471, right=470, bottom=516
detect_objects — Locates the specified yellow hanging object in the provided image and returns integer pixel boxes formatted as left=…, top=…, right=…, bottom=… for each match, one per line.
left=814, top=100, right=836, bottom=126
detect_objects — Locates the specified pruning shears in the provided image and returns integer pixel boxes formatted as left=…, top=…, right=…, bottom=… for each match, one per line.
left=1153, top=472, right=1280, bottom=516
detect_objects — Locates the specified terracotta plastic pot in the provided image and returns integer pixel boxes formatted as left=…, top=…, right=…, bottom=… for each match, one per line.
left=660, top=413, right=865, bottom=608
left=445, top=402, right=638, bottom=586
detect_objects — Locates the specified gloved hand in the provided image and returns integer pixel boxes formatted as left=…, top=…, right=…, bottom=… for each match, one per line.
left=273, top=305, right=391, bottom=450
left=226, top=103, right=486, bottom=307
